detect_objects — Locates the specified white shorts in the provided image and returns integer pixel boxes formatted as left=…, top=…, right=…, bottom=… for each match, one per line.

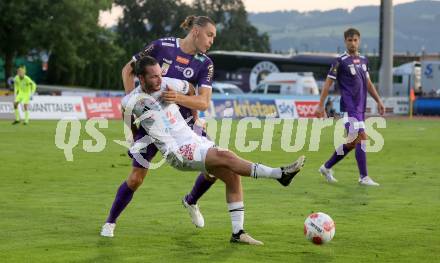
left=167, top=136, right=215, bottom=174
left=342, top=112, right=366, bottom=135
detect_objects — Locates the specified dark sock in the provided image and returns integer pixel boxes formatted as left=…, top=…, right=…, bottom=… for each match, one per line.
left=324, top=144, right=352, bottom=169
left=185, top=173, right=215, bottom=205
left=106, top=181, right=134, bottom=223
left=355, top=143, right=368, bottom=178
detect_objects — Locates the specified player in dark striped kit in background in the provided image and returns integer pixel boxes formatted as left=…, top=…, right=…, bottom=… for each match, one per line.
left=316, top=28, right=385, bottom=186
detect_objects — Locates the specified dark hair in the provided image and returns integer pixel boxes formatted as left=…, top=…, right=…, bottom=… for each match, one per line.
left=135, top=56, right=158, bottom=76
left=344, top=28, right=361, bottom=39
left=180, top=15, right=215, bottom=31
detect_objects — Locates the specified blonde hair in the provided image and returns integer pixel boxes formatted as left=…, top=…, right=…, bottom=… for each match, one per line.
left=180, top=15, right=215, bottom=31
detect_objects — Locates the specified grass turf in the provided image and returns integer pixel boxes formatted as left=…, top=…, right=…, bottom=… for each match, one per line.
left=0, top=118, right=439, bottom=262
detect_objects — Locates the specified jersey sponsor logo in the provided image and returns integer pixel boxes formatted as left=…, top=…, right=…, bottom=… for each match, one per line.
left=183, top=67, right=194, bottom=78
left=174, top=65, right=185, bottom=72
left=161, top=42, right=175, bottom=47
left=294, top=101, right=319, bottom=118
left=166, top=110, right=177, bottom=124
left=176, top=56, right=190, bottom=65
left=161, top=63, right=171, bottom=76
left=207, top=64, right=214, bottom=82
left=163, top=58, right=173, bottom=64
left=178, top=143, right=196, bottom=161
left=353, top=58, right=360, bottom=64
left=159, top=114, right=172, bottom=133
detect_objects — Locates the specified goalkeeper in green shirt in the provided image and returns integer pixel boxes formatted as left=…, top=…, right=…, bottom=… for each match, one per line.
left=12, top=67, right=36, bottom=125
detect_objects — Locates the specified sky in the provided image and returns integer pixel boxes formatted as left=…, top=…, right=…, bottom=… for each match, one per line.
left=99, top=0, right=418, bottom=27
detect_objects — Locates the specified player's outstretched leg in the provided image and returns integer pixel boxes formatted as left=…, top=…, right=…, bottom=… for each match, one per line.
left=205, top=148, right=306, bottom=187
left=277, top=155, right=306, bottom=186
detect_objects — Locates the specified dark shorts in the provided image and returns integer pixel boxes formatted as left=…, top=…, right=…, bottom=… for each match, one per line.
left=128, top=123, right=208, bottom=169
left=344, top=112, right=365, bottom=135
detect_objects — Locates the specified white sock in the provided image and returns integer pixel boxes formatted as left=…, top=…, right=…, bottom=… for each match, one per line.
left=250, top=163, right=282, bottom=179
left=228, top=201, right=244, bottom=234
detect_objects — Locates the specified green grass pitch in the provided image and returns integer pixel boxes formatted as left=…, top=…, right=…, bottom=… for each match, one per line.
left=1, top=118, right=439, bottom=262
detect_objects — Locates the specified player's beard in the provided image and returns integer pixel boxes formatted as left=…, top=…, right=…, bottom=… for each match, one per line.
left=142, top=79, right=161, bottom=93
left=348, top=47, right=358, bottom=55
left=144, top=85, right=160, bottom=94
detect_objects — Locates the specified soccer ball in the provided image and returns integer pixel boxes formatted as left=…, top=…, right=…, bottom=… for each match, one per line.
left=304, top=212, right=335, bottom=244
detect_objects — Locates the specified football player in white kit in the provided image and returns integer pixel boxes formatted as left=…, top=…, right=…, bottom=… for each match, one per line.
left=121, top=56, right=306, bottom=245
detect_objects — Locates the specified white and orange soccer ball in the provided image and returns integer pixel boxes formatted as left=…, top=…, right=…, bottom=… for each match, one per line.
left=304, top=212, right=335, bottom=244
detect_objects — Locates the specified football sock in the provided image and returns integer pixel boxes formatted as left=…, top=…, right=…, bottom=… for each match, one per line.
left=228, top=201, right=244, bottom=234
left=250, top=163, right=282, bottom=179
left=185, top=173, right=215, bottom=205
left=324, top=144, right=352, bottom=169
left=106, top=181, right=134, bottom=224
left=355, top=143, right=368, bottom=178
left=24, top=110, right=29, bottom=123
left=14, top=108, right=20, bottom=121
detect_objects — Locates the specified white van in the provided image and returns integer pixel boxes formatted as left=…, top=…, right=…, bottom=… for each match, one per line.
left=250, top=72, right=319, bottom=95
left=212, top=82, right=244, bottom=95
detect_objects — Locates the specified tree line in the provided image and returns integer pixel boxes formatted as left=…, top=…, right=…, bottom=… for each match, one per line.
left=0, top=0, right=270, bottom=90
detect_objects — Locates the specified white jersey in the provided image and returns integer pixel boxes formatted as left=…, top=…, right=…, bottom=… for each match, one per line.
left=122, top=77, right=214, bottom=172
